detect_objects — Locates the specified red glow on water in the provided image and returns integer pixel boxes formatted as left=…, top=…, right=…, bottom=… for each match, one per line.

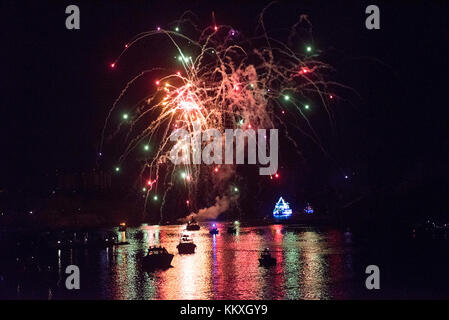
left=214, top=25, right=218, bottom=31
left=275, top=173, right=279, bottom=178
left=214, top=167, right=219, bottom=173
left=155, top=80, right=160, bottom=86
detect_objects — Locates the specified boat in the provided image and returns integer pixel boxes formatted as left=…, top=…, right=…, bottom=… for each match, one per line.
left=227, top=221, right=239, bottom=234
left=142, top=246, right=174, bottom=269
left=209, top=224, right=219, bottom=235
left=176, top=233, right=197, bottom=254
left=186, top=219, right=200, bottom=231
left=273, top=197, right=293, bottom=219
left=258, top=248, right=277, bottom=266
left=116, top=229, right=129, bottom=245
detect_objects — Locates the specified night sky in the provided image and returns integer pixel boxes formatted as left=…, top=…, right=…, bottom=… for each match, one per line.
left=1, top=1, right=448, bottom=221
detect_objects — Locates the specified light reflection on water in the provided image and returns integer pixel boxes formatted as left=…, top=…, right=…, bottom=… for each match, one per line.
left=56, top=223, right=358, bottom=299
left=7, top=223, right=449, bottom=300
left=54, top=224, right=353, bottom=300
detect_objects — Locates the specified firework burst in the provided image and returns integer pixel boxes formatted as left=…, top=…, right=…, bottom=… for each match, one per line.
left=100, top=9, right=339, bottom=221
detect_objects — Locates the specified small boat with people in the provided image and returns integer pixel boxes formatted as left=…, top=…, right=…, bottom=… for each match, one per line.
left=177, top=233, right=197, bottom=254
left=142, top=246, right=174, bottom=269
left=209, top=224, right=219, bottom=235
left=186, top=219, right=200, bottom=231
left=258, top=248, right=277, bottom=266
left=227, top=221, right=240, bottom=234
left=227, top=226, right=237, bottom=234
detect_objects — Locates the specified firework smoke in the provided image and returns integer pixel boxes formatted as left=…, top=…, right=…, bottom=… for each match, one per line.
left=182, top=194, right=239, bottom=222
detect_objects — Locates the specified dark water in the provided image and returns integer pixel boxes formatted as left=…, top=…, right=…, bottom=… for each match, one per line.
left=1, top=223, right=448, bottom=299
